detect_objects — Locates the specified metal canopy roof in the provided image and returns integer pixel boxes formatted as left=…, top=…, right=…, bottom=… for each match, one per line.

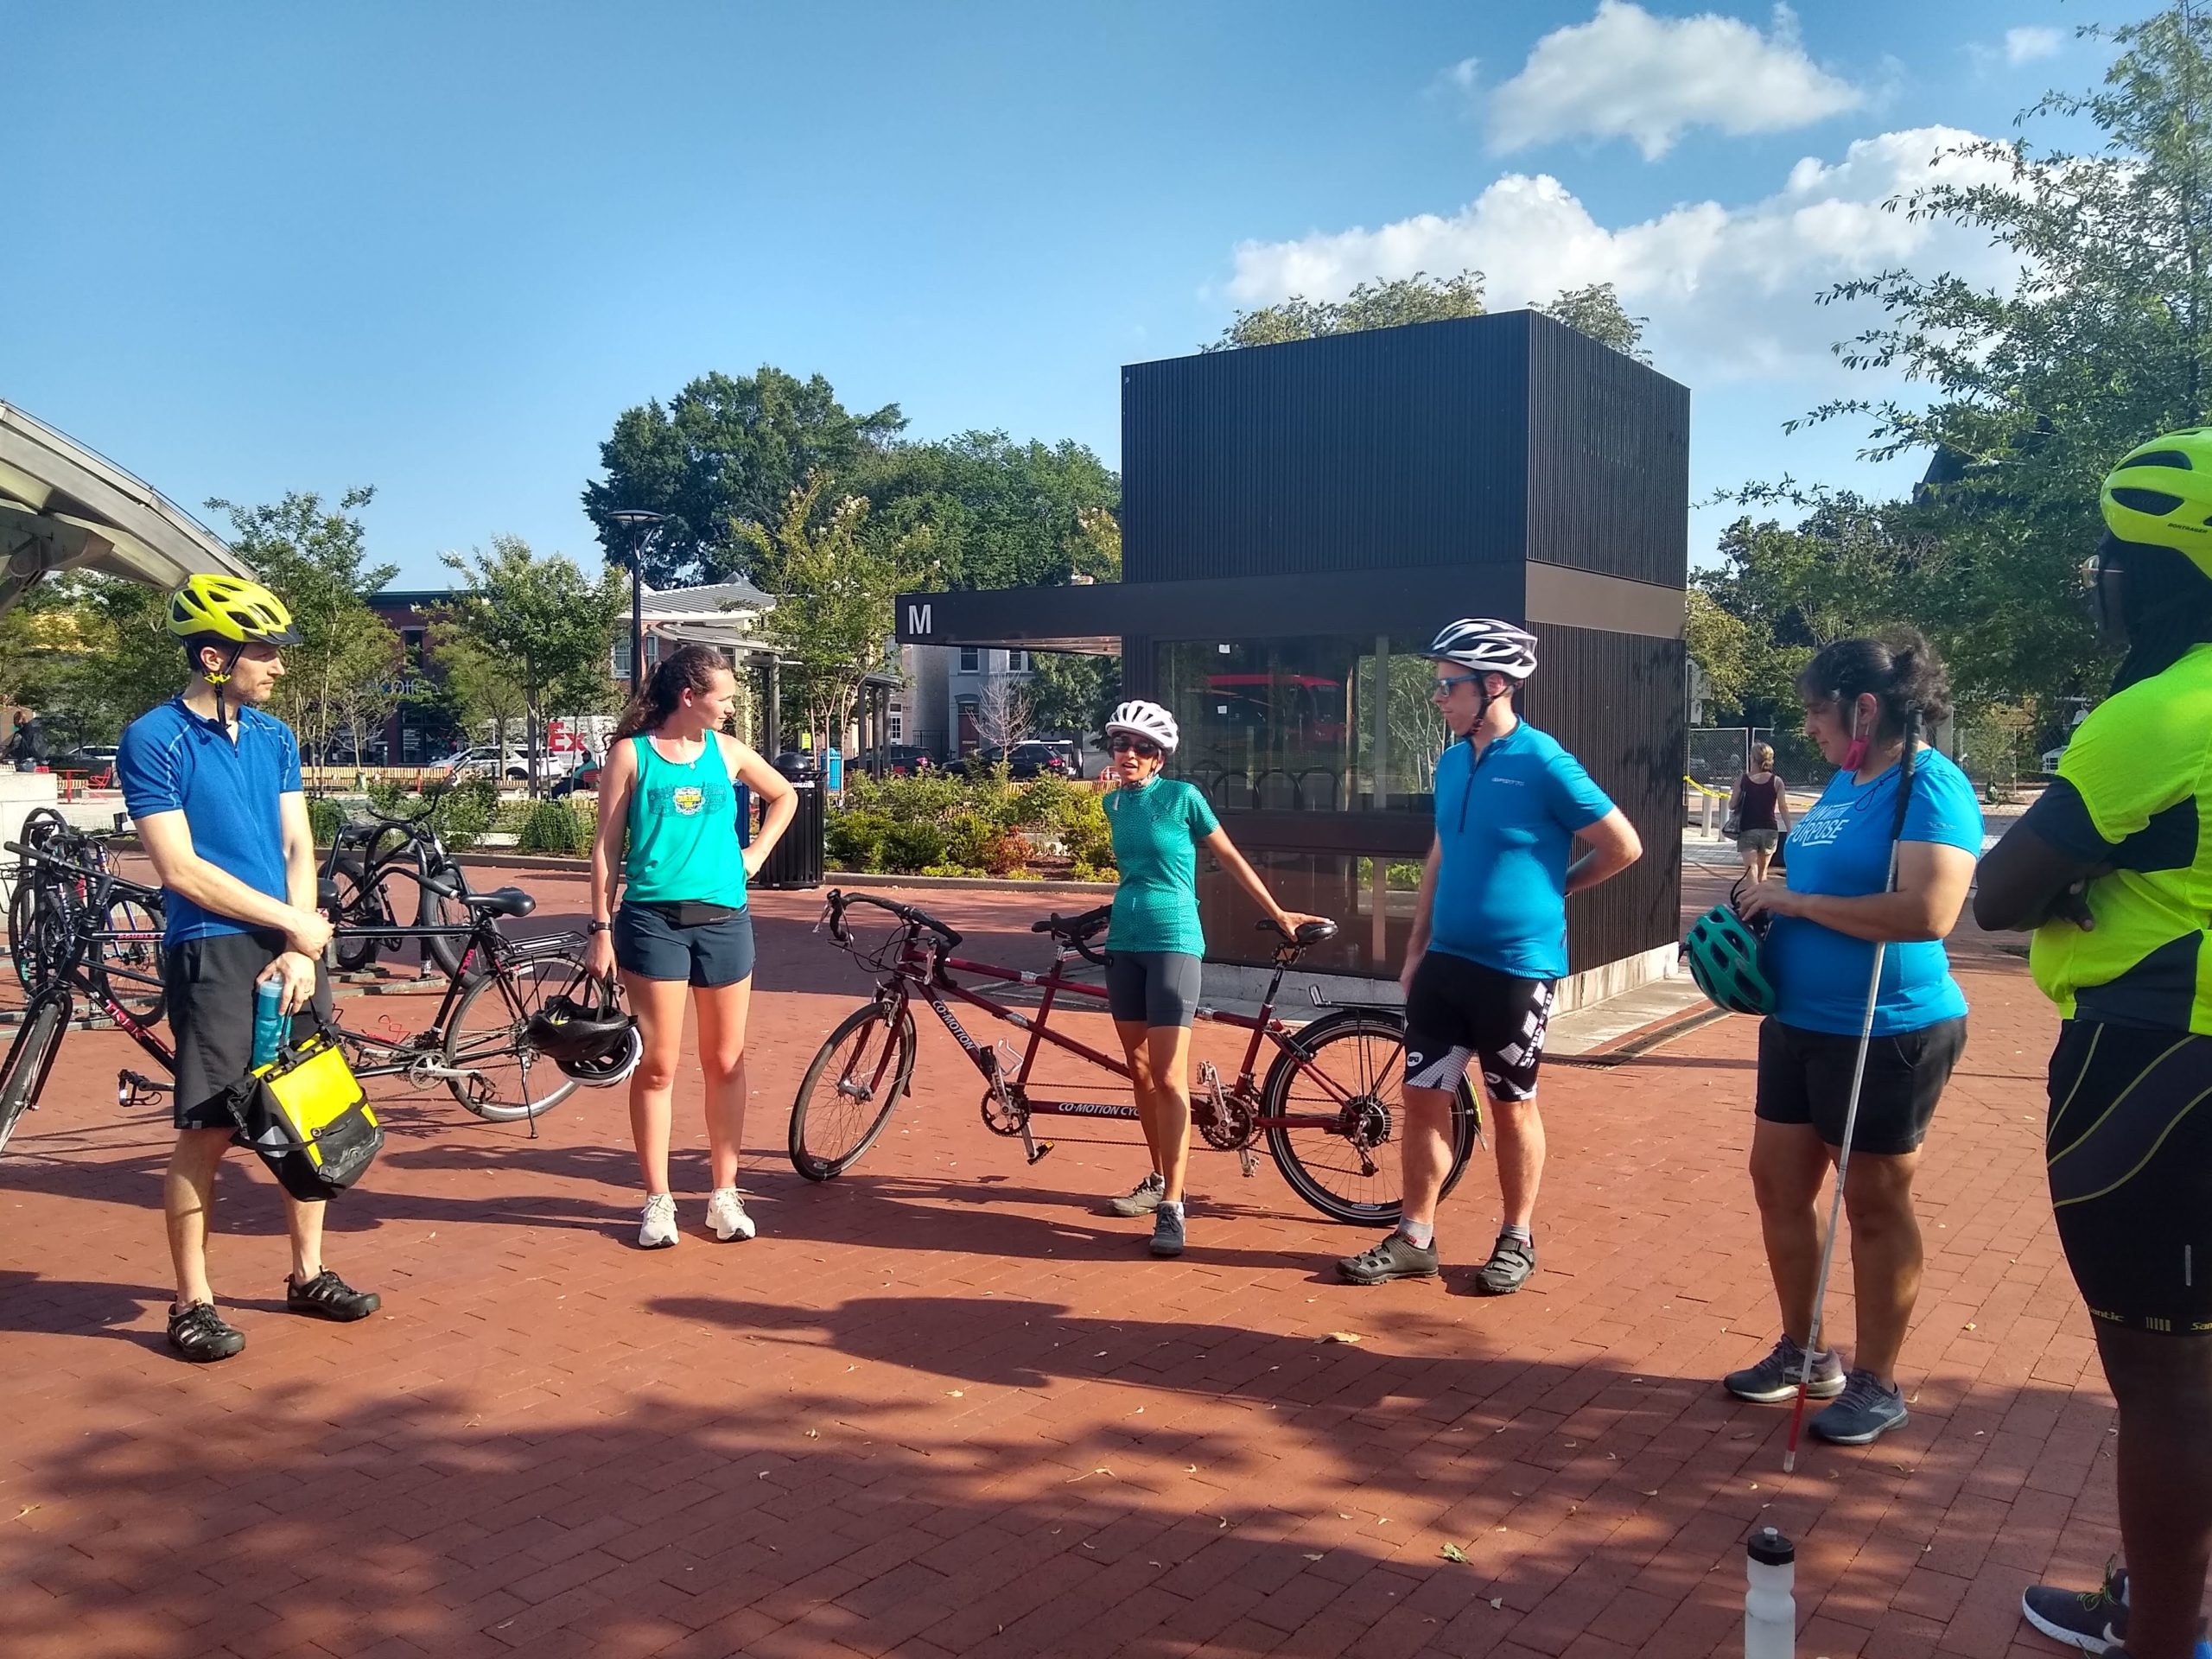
left=0, top=402, right=251, bottom=613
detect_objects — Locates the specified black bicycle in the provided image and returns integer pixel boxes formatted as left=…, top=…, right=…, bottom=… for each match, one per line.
left=7, top=809, right=165, bottom=1023
left=0, top=837, right=628, bottom=1157
left=321, top=798, right=475, bottom=976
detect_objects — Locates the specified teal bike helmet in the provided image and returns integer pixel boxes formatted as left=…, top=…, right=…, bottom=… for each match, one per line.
left=1685, top=890, right=1777, bottom=1016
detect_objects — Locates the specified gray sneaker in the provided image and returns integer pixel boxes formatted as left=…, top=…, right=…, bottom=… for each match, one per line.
left=1723, top=1334, right=1847, bottom=1404
left=1149, top=1206, right=1185, bottom=1257
left=1808, top=1368, right=1909, bottom=1445
left=2021, top=1562, right=2127, bottom=1653
left=1471, top=1231, right=1537, bottom=1295
left=1111, top=1172, right=1166, bottom=1217
left=1337, top=1230, right=1441, bottom=1284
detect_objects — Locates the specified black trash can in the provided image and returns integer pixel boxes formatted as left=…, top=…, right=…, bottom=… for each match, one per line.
left=745, top=776, right=823, bottom=890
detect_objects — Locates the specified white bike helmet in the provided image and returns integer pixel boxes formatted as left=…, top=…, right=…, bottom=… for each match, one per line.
left=1422, top=618, right=1538, bottom=680
left=1104, top=699, right=1179, bottom=753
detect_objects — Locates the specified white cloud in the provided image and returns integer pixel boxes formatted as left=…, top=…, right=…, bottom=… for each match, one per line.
left=1223, top=126, right=2021, bottom=385
left=1487, top=2, right=1864, bottom=160
left=1447, top=55, right=1481, bottom=92
left=2005, top=25, right=2063, bottom=65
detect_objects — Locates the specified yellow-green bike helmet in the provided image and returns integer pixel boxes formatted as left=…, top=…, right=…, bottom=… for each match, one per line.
left=167, top=573, right=303, bottom=650
left=2101, top=428, right=2212, bottom=578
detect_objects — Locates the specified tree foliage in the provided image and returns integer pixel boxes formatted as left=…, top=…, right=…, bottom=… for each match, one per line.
left=583, top=367, right=906, bottom=588
left=1748, top=0, right=2212, bottom=717
left=743, top=475, right=930, bottom=759
left=853, top=431, right=1121, bottom=591
left=435, top=536, right=628, bottom=793
left=1209, top=269, right=1650, bottom=360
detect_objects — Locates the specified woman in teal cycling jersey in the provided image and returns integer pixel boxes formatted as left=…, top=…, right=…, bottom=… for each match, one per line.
left=1095, top=699, right=1326, bottom=1258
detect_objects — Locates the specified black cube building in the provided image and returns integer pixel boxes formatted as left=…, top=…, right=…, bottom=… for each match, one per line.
left=897, top=310, right=1687, bottom=1007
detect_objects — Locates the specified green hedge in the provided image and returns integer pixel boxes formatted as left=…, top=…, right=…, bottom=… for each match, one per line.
left=825, top=773, right=1117, bottom=880
left=515, top=800, right=597, bottom=857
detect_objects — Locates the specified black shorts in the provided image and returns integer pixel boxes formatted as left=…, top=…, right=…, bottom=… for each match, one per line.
left=164, top=931, right=334, bottom=1132
left=1403, top=951, right=1554, bottom=1102
left=1754, top=1015, right=1965, bottom=1155
left=1103, top=950, right=1202, bottom=1027
left=613, top=903, right=756, bottom=988
left=2047, top=1020, right=2212, bottom=1337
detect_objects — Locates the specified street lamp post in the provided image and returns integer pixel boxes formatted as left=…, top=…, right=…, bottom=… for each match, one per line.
left=605, top=509, right=666, bottom=695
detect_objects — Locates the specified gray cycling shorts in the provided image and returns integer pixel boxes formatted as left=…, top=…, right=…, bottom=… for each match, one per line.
left=1103, top=950, right=1202, bottom=1028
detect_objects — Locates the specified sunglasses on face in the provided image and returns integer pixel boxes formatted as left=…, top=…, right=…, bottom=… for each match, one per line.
left=1109, top=735, right=1161, bottom=759
left=1429, top=672, right=1483, bottom=701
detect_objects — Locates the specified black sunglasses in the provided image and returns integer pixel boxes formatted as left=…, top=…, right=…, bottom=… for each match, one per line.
left=1108, top=734, right=1162, bottom=758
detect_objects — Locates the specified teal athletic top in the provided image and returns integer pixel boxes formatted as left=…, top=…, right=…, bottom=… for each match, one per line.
left=1104, top=777, right=1220, bottom=956
left=624, top=733, right=747, bottom=909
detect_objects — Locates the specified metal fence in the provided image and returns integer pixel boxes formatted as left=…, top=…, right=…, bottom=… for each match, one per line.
left=1686, top=727, right=1750, bottom=790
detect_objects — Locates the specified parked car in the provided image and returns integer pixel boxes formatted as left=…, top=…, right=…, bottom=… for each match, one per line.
left=433, top=747, right=563, bottom=783
left=51, top=746, right=118, bottom=786
left=883, top=744, right=938, bottom=776
left=953, top=742, right=1077, bottom=781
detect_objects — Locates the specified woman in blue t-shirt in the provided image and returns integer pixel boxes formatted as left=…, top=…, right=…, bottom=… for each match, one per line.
left=1726, top=630, right=1983, bottom=1448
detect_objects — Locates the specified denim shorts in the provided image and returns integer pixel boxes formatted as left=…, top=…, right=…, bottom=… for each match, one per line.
left=613, top=903, right=756, bottom=988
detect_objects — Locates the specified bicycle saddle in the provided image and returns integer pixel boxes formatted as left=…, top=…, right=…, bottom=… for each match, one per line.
left=1258, top=918, right=1338, bottom=946
left=464, top=887, right=536, bottom=918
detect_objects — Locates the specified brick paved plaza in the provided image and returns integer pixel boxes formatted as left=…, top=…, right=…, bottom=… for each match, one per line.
left=0, top=874, right=2119, bottom=1659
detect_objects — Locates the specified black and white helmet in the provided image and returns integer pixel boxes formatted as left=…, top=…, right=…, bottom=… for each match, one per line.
left=1104, top=699, right=1179, bottom=753
left=1422, top=618, right=1538, bottom=681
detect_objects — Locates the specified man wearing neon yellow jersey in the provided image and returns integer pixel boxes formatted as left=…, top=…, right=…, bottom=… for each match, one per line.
left=1980, top=430, right=2212, bottom=1659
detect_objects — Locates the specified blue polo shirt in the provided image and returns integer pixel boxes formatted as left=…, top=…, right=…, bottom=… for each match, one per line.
left=1427, top=722, right=1617, bottom=982
left=118, top=698, right=303, bottom=946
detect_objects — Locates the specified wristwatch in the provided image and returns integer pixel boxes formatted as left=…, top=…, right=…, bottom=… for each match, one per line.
left=587, top=920, right=612, bottom=935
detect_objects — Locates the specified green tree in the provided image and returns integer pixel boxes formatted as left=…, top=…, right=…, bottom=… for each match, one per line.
left=425, top=631, right=527, bottom=757
left=1020, top=506, right=1124, bottom=741
left=205, top=487, right=400, bottom=766
left=744, top=475, right=929, bottom=759
left=435, top=536, right=628, bottom=794
left=852, top=431, right=1121, bottom=592
left=320, top=621, right=405, bottom=769
left=51, top=577, right=190, bottom=741
left=1210, top=269, right=1650, bottom=360
left=1783, top=1, right=2212, bottom=711
left=584, top=367, right=906, bottom=588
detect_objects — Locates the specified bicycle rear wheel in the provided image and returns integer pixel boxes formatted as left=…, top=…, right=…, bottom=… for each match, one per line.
left=328, top=851, right=401, bottom=971
left=441, top=944, right=592, bottom=1122
left=0, top=990, right=72, bottom=1156
left=1261, top=1012, right=1480, bottom=1226
left=90, top=893, right=166, bottom=1026
left=789, top=1001, right=917, bottom=1180
left=416, top=857, right=474, bottom=977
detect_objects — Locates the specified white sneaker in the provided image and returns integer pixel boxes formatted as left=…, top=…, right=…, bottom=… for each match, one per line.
left=638, top=1192, right=678, bottom=1249
left=705, top=1187, right=755, bottom=1242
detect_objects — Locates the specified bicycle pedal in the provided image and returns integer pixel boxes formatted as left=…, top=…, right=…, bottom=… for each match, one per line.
left=1027, top=1140, right=1054, bottom=1165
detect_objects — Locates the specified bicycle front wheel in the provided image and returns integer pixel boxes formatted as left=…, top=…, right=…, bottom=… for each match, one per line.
left=790, top=1001, right=917, bottom=1181
left=90, top=893, right=165, bottom=1026
left=1261, top=1012, right=1480, bottom=1226
left=0, top=990, right=72, bottom=1156
left=441, top=945, right=590, bottom=1122
left=328, top=852, right=399, bottom=972
left=416, top=855, right=474, bottom=978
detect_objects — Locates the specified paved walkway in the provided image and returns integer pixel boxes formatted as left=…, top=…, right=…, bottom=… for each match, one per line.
left=0, top=874, right=2120, bottom=1659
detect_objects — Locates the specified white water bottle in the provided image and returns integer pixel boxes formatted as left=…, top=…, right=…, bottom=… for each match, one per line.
left=1745, top=1527, right=1795, bottom=1659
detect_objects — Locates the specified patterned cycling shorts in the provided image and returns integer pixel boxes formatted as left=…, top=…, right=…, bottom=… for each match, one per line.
left=1402, top=950, right=1554, bottom=1102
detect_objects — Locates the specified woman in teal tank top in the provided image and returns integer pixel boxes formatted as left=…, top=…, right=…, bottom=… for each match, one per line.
left=1096, top=699, right=1327, bottom=1260
left=588, top=645, right=797, bottom=1249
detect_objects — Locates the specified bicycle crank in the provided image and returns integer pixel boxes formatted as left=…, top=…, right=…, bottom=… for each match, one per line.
left=1193, top=1061, right=1258, bottom=1156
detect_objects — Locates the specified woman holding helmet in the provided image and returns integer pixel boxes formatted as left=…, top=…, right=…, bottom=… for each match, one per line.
left=1095, top=698, right=1327, bottom=1258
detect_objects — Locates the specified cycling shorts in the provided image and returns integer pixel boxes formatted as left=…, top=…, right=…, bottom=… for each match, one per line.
left=1103, top=950, right=1202, bottom=1028
left=2047, top=1020, right=2212, bottom=1336
left=1403, top=950, right=1554, bottom=1102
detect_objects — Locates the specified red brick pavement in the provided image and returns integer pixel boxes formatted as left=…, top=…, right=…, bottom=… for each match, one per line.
left=0, top=871, right=2139, bottom=1658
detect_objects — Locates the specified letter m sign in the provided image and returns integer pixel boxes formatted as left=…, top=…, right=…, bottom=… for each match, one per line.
left=906, top=602, right=932, bottom=637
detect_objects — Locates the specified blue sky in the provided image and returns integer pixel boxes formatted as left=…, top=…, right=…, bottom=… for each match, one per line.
left=4, top=1, right=2133, bottom=587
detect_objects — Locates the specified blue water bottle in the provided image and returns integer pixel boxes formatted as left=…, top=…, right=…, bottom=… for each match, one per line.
left=252, top=975, right=287, bottom=1071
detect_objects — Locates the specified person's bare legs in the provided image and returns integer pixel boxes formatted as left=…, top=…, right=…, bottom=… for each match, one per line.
left=691, top=976, right=753, bottom=1191
left=1398, top=1084, right=1458, bottom=1231
left=166, top=1128, right=233, bottom=1306
left=1116, top=1020, right=1161, bottom=1182
left=1490, top=1095, right=1545, bottom=1232
left=1144, top=1025, right=1195, bottom=1203
left=1748, top=1118, right=1830, bottom=1345
left=2097, top=1325, right=2212, bottom=1659
left=621, top=972, right=691, bottom=1194
left=1840, top=1147, right=1923, bottom=1386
